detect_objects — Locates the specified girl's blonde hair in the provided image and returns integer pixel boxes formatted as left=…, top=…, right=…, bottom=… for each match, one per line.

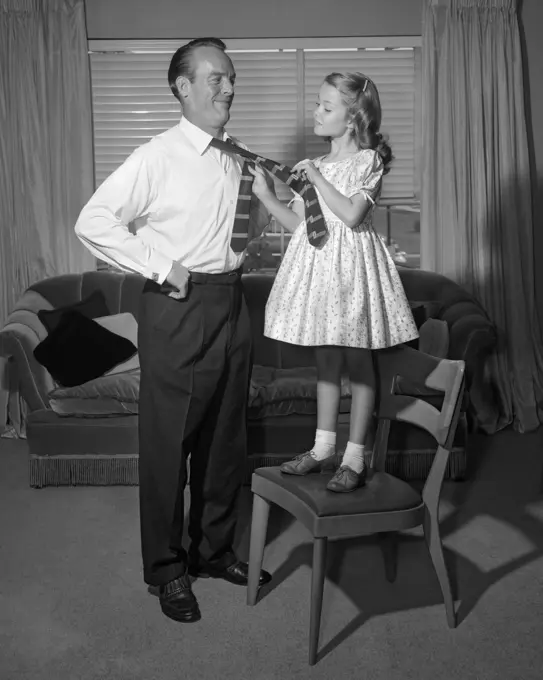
left=324, top=72, right=393, bottom=174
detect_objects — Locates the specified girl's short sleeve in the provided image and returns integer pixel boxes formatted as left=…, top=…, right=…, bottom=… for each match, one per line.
left=346, top=150, right=384, bottom=202
left=288, top=191, right=304, bottom=207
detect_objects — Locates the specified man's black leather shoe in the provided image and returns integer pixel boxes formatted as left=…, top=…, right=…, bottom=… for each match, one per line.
left=189, top=559, right=272, bottom=587
left=159, top=572, right=201, bottom=623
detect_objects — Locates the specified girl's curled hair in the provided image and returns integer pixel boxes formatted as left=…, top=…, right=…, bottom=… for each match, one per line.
left=324, top=71, right=393, bottom=174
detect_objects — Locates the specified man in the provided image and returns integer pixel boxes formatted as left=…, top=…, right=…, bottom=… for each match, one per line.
left=75, top=37, right=272, bottom=623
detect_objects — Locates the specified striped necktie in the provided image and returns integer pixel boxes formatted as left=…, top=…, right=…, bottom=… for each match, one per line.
left=209, top=137, right=328, bottom=249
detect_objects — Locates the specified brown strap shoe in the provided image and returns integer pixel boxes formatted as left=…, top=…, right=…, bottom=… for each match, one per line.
left=279, top=451, right=336, bottom=476
left=159, top=572, right=201, bottom=623
left=326, top=464, right=367, bottom=493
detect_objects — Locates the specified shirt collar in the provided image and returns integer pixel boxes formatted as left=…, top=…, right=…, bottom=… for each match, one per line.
left=178, top=116, right=231, bottom=156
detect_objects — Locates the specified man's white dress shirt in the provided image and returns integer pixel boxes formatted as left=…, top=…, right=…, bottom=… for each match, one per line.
left=75, top=116, right=265, bottom=283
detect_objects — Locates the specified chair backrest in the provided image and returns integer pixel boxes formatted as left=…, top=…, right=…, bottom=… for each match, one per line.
left=371, top=345, right=465, bottom=478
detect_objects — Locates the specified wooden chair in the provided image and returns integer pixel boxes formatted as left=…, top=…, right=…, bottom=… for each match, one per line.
left=246, top=345, right=466, bottom=665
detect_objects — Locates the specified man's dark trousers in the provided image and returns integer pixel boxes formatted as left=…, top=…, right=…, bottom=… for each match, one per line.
left=137, top=270, right=252, bottom=587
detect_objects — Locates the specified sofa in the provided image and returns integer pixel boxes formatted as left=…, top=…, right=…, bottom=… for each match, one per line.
left=0, top=267, right=497, bottom=488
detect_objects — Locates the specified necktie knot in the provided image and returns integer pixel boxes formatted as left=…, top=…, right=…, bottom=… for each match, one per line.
left=210, top=137, right=328, bottom=248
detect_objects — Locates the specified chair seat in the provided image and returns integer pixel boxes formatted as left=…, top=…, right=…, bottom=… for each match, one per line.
left=253, top=467, right=422, bottom=518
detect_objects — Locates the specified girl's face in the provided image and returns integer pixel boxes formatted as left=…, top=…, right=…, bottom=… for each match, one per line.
left=313, top=82, right=352, bottom=139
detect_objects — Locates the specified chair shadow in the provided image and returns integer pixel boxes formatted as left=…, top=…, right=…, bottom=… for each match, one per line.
left=150, top=425, right=543, bottom=653
left=254, top=525, right=543, bottom=663
left=248, top=444, right=543, bottom=664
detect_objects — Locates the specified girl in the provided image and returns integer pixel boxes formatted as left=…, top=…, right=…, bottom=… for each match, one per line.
left=248, top=72, right=418, bottom=493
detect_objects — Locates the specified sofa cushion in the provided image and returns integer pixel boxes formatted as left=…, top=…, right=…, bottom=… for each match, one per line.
left=34, top=310, right=137, bottom=388
left=407, top=300, right=445, bottom=350
left=48, top=369, right=140, bottom=416
left=248, top=366, right=352, bottom=420
left=49, top=365, right=342, bottom=420
left=37, top=290, right=110, bottom=333
left=409, top=300, right=444, bottom=327
left=94, top=313, right=140, bottom=375
left=46, top=355, right=466, bottom=420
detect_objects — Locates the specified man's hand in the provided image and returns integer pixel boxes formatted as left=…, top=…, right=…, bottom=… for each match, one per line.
left=165, top=261, right=190, bottom=299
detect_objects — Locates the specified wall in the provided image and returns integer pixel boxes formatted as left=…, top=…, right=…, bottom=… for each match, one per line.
left=85, top=0, right=423, bottom=39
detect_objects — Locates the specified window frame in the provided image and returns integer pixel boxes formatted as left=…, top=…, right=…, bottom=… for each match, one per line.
left=88, top=36, right=422, bottom=269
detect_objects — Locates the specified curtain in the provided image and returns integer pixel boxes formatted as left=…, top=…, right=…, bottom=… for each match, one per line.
left=0, top=0, right=95, bottom=328
left=421, top=0, right=543, bottom=433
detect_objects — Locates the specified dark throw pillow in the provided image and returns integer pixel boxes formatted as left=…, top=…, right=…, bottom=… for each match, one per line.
left=409, top=300, right=444, bottom=329
left=34, top=310, right=137, bottom=387
left=407, top=301, right=445, bottom=350
left=38, top=290, right=110, bottom=333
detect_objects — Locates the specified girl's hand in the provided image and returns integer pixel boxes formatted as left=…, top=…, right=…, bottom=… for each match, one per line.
left=248, top=163, right=273, bottom=199
left=292, top=159, right=321, bottom=185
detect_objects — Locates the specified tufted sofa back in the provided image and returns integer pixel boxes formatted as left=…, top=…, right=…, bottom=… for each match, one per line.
left=0, top=267, right=496, bottom=414
left=243, top=267, right=495, bottom=369
left=28, top=271, right=146, bottom=320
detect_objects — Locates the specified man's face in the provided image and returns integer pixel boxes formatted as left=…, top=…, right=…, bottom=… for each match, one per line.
left=178, top=46, right=236, bottom=132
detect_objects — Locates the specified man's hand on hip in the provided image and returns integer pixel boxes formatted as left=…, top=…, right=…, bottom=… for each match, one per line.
left=166, top=261, right=190, bottom=299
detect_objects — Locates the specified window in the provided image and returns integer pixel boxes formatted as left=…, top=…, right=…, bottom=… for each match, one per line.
left=88, top=37, right=421, bottom=270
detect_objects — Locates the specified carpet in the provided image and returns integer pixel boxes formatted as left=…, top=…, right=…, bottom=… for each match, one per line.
left=1, top=428, right=543, bottom=679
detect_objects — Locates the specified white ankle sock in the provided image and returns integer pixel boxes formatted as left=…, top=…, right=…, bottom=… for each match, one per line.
left=342, top=442, right=365, bottom=473
left=310, top=429, right=336, bottom=460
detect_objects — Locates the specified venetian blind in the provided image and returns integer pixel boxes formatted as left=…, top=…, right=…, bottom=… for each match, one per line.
left=89, top=39, right=419, bottom=202
left=304, top=49, right=416, bottom=200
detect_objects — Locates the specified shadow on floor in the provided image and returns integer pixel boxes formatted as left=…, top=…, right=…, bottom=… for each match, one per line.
left=241, top=427, right=543, bottom=662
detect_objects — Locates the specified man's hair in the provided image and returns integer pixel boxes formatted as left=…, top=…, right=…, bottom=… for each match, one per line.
left=168, top=37, right=227, bottom=102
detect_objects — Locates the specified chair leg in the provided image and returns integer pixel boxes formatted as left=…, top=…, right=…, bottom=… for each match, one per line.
left=247, top=493, right=271, bottom=606
left=308, top=537, right=328, bottom=666
left=378, top=532, right=398, bottom=583
left=423, top=507, right=456, bottom=628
